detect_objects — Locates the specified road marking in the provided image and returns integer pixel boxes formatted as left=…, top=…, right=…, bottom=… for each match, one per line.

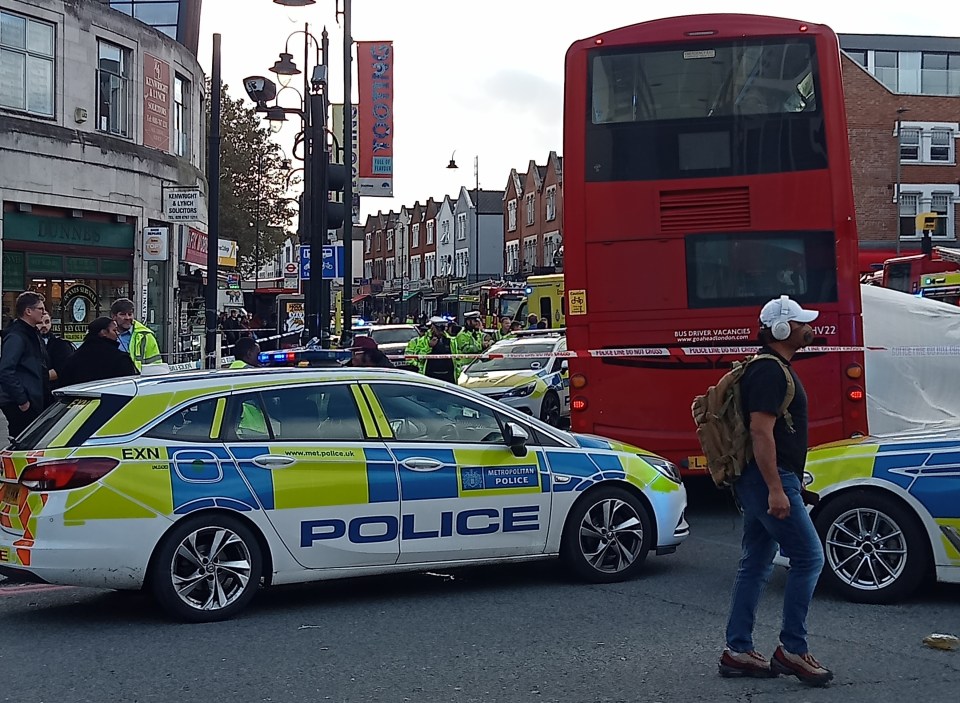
left=0, top=584, right=74, bottom=597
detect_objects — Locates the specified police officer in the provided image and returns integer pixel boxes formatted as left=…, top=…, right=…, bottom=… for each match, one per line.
left=229, top=337, right=261, bottom=369
left=405, top=325, right=431, bottom=373
left=424, top=316, right=459, bottom=384
left=493, top=315, right=513, bottom=342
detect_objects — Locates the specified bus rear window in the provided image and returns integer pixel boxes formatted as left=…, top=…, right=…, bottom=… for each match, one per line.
left=11, top=397, right=98, bottom=450
left=591, top=39, right=818, bottom=124
left=686, top=231, right=837, bottom=309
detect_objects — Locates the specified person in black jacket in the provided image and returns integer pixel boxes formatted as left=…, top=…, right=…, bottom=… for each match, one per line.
left=59, top=317, right=138, bottom=387
left=37, top=313, right=75, bottom=390
left=0, top=292, right=49, bottom=438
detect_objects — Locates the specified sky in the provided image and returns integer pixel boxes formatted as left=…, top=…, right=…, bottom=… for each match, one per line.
left=198, top=0, right=960, bottom=219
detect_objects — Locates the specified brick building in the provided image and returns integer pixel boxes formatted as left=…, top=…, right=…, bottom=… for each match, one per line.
left=503, top=151, right=564, bottom=278
left=840, top=35, right=960, bottom=270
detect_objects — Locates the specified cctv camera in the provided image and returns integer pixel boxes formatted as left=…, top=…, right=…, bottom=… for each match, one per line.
left=310, top=65, right=328, bottom=91
left=243, top=76, right=277, bottom=105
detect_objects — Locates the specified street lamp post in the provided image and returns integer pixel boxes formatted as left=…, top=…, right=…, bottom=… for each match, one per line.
left=446, top=154, right=481, bottom=285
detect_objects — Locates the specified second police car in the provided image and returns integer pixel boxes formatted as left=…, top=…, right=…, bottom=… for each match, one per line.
left=0, top=367, right=688, bottom=622
left=458, top=332, right=570, bottom=427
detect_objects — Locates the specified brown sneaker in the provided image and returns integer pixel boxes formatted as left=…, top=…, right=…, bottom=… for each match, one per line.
left=771, top=645, right=834, bottom=686
left=718, top=649, right=777, bottom=678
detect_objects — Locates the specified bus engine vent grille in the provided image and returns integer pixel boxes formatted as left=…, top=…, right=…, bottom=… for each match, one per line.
left=659, top=187, right=751, bottom=232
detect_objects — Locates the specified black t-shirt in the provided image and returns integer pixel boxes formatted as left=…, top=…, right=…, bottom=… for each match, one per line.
left=740, top=348, right=809, bottom=477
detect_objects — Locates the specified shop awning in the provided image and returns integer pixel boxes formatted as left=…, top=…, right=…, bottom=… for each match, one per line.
left=402, top=291, right=419, bottom=301
left=352, top=294, right=370, bottom=303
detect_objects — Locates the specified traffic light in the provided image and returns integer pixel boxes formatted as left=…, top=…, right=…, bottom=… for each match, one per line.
left=326, top=162, right=347, bottom=230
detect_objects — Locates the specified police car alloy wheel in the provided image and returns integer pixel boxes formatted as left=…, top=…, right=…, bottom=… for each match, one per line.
left=149, top=514, right=263, bottom=622
left=539, top=391, right=561, bottom=427
left=560, top=487, right=652, bottom=583
left=814, top=490, right=930, bottom=604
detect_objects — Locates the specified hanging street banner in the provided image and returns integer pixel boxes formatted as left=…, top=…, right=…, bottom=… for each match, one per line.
left=357, top=41, right=393, bottom=198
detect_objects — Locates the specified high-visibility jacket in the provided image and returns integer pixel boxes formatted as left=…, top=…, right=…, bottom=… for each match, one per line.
left=405, top=333, right=431, bottom=373
left=126, top=320, right=162, bottom=371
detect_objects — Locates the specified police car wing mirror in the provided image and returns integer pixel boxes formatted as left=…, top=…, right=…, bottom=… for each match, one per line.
left=503, top=422, right=529, bottom=457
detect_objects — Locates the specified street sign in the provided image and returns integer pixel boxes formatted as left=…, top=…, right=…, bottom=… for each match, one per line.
left=299, top=245, right=310, bottom=279
left=321, top=244, right=345, bottom=280
left=163, top=187, right=201, bottom=222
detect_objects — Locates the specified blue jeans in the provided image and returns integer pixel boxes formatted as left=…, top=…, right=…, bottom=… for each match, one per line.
left=725, top=464, right=824, bottom=655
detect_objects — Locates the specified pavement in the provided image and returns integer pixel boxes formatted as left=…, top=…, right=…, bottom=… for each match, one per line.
left=1, top=480, right=958, bottom=703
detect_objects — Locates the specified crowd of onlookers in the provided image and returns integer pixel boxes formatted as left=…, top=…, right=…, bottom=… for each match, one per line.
left=0, top=291, right=160, bottom=439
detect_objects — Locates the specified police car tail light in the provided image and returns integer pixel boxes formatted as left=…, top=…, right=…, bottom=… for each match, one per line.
left=20, top=458, right=120, bottom=491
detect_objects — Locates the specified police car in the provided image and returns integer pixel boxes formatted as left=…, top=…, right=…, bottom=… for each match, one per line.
left=0, top=368, right=688, bottom=622
left=458, top=333, right=570, bottom=427
left=797, top=427, right=960, bottom=603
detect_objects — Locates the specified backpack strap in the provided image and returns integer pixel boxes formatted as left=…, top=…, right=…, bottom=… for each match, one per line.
left=747, top=354, right=796, bottom=434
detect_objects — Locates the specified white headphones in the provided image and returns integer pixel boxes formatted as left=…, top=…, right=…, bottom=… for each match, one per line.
left=769, top=295, right=793, bottom=341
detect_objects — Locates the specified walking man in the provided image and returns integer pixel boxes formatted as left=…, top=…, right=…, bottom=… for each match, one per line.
left=111, top=298, right=162, bottom=371
left=719, top=295, right=832, bottom=686
left=0, top=292, right=49, bottom=438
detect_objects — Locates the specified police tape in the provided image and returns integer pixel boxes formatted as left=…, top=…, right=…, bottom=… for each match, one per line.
left=386, top=344, right=960, bottom=360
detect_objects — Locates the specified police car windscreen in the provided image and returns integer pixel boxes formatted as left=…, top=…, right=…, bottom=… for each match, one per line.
left=467, top=344, right=555, bottom=373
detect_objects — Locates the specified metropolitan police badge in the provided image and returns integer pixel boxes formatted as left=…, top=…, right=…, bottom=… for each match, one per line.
left=461, top=467, right=485, bottom=490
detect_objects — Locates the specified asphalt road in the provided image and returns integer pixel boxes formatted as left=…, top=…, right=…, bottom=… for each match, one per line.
left=1, top=479, right=958, bottom=703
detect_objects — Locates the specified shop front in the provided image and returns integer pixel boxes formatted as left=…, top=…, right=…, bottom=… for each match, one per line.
left=2, top=210, right=134, bottom=343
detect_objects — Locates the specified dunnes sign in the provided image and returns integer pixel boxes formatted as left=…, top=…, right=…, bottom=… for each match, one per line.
left=3, top=213, right=134, bottom=249
left=163, top=187, right=202, bottom=222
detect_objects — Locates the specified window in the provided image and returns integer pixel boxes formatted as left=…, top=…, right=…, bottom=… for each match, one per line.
left=845, top=50, right=867, bottom=67
left=387, top=229, right=394, bottom=251
left=97, top=40, right=130, bottom=136
left=874, top=50, right=898, bottom=92
left=147, top=398, right=221, bottom=442
left=505, top=242, right=520, bottom=274
left=685, top=231, right=838, bottom=308
left=457, top=214, right=467, bottom=240
left=410, top=255, right=421, bottom=281
left=899, top=128, right=920, bottom=161
left=930, top=129, right=953, bottom=162
left=412, top=223, right=420, bottom=248
left=525, top=194, right=535, bottom=225
left=592, top=39, right=819, bottom=123
left=523, top=237, right=537, bottom=270
left=228, top=385, right=365, bottom=442
left=426, top=221, right=435, bottom=244
left=13, top=397, right=97, bottom=450
left=173, top=74, right=189, bottom=157
left=110, top=1, right=179, bottom=40
left=365, top=233, right=372, bottom=253
left=375, top=231, right=382, bottom=250
left=441, top=220, right=451, bottom=244
left=0, top=10, right=55, bottom=117
left=899, top=193, right=918, bottom=237
left=371, top=383, right=504, bottom=444
left=545, top=187, right=557, bottom=221
left=507, top=199, right=518, bottom=231
left=931, top=193, right=950, bottom=237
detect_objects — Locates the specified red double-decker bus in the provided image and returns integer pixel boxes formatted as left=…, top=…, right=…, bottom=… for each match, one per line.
left=563, top=14, right=866, bottom=474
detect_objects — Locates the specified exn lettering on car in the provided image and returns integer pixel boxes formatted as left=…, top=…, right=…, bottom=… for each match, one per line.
left=300, top=506, right=541, bottom=546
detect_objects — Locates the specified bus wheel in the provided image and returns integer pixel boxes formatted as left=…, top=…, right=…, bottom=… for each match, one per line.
left=560, top=487, right=652, bottom=583
left=539, top=391, right=561, bottom=427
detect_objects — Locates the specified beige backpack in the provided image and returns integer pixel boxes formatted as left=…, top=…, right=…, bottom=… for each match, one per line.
left=691, top=354, right=795, bottom=488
